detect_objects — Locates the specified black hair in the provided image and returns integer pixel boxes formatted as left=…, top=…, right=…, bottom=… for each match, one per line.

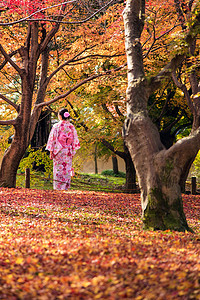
left=58, top=108, right=70, bottom=120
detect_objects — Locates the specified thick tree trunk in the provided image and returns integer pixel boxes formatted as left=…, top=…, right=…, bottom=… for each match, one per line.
left=0, top=147, right=23, bottom=187
left=0, top=119, right=30, bottom=187
left=124, top=113, right=197, bottom=231
left=122, top=0, right=200, bottom=231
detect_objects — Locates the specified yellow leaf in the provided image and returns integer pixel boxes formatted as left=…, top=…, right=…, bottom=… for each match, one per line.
left=15, top=257, right=24, bottom=265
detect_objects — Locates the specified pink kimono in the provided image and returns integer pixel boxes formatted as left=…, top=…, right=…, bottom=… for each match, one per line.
left=46, top=121, right=80, bottom=190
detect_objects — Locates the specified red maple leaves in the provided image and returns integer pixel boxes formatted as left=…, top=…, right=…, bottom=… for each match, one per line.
left=0, top=188, right=199, bottom=298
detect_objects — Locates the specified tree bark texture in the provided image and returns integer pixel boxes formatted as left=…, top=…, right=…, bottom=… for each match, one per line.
left=123, top=0, right=200, bottom=231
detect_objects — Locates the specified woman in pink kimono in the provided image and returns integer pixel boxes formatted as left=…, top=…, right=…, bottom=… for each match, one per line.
left=46, top=108, right=80, bottom=190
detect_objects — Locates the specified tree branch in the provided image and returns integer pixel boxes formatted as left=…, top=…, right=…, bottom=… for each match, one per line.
left=0, top=45, right=23, bottom=76
left=0, top=0, right=116, bottom=26
left=101, top=138, right=125, bottom=159
left=35, top=64, right=126, bottom=109
left=0, top=1, right=76, bottom=26
left=0, top=119, right=17, bottom=125
left=47, top=51, right=124, bottom=83
left=161, top=113, right=183, bottom=134
left=164, top=127, right=200, bottom=167
left=0, top=49, right=18, bottom=70
left=148, top=54, right=185, bottom=94
left=66, top=100, right=89, bottom=132
left=0, top=94, right=20, bottom=112
left=171, top=70, right=195, bottom=115
left=46, top=46, right=97, bottom=83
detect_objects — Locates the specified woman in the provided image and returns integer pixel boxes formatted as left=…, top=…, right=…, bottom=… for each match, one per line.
left=46, top=108, right=80, bottom=190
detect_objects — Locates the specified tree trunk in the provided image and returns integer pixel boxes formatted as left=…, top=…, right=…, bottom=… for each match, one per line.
left=124, top=144, right=137, bottom=193
left=122, top=0, right=200, bottom=231
left=124, top=112, right=197, bottom=231
left=0, top=22, right=50, bottom=187
left=112, top=155, right=119, bottom=174
left=101, top=139, right=137, bottom=193
left=31, top=110, right=51, bottom=149
left=94, top=143, right=98, bottom=174
left=0, top=117, right=30, bottom=187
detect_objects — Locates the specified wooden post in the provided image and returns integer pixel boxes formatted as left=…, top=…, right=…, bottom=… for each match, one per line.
left=191, top=177, right=196, bottom=195
left=25, top=168, right=30, bottom=188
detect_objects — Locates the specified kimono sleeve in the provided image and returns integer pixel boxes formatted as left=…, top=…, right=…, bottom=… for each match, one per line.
left=46, top=124, right=62, bottom=155
left=46, top=125, right=57, bottom=152
left=71, top=125, right=80, bottom=156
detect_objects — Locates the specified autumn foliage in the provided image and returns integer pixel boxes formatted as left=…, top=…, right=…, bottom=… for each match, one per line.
left=0, top=188, right=199, bottom=299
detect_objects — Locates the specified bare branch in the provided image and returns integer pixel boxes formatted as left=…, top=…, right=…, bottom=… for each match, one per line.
left=102, top=103, right=117, bottom=121
left=0, top=0, right=77, bottom=26
left=0, top=0, right=116, bottom=26
left=171, top=70, right=195, bottom=114
left=0, top=119, right=17, bottom=125
left=0, top=49, right=18, bottom=70
left=114, top=104, right=124, bottom=118
left=161, top=113, right=183, bottom=134
left=143, top=24, right=179, bottom=58
left=0, top=45, right=23, bottom=76
left=66, top=99, right=89, bottom=132
left=0, top=94, right=20, bottom=112
left=101, top=138, right=125, bottom=159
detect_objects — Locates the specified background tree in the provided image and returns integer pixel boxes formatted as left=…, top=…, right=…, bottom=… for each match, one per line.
left=0, top=0, right=123, bottom=187
left=123, top=0, right=200, bottom=231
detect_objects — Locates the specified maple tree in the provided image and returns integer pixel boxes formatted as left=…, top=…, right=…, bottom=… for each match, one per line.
left=0, top=0, right=123, bottom=187
left=65, top=84, right=137, bottom=192
left=123, top=0, right=200, bottom=231
left=0, top=188, right=199, bottom=298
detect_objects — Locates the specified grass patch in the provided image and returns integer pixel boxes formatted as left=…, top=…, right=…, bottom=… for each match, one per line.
left=16, top=171, right=126, bottom=192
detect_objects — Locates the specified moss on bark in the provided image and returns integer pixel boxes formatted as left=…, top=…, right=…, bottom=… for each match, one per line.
left=143, top=188, right=193, bottom=232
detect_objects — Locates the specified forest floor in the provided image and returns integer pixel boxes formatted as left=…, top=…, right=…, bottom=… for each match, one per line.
left=0, top=188, right=199, bottom=299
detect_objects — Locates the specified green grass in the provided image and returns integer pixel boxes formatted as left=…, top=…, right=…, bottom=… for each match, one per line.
left=16, top=171, right=126, bottom=193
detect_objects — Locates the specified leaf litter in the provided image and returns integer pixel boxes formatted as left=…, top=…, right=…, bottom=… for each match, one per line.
left=0, top=188, right=199, bottom=299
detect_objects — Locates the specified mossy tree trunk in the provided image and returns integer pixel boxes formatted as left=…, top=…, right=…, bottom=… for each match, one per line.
left=123, top=0, right=200, bottom=231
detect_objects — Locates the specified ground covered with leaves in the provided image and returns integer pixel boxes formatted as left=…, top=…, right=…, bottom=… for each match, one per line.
left=0, top=188, right=199, bottom=299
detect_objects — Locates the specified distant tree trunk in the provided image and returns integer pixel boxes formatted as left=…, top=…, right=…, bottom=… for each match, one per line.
left=31, top=110, right=51, bottom=149
left=124, top=144, right=137, bottom=193
left=101, top=139, right=137, bottom=193
left=112, top=155, right=119, bottom=174
left=94, top=143, right=98, bottom=174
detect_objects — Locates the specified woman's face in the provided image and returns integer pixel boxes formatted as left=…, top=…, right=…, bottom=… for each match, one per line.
left=58, top=114, right=62, bottom=121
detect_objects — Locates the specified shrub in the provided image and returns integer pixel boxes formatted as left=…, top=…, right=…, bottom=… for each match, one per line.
left=101, top=169, right=126, bottom=178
